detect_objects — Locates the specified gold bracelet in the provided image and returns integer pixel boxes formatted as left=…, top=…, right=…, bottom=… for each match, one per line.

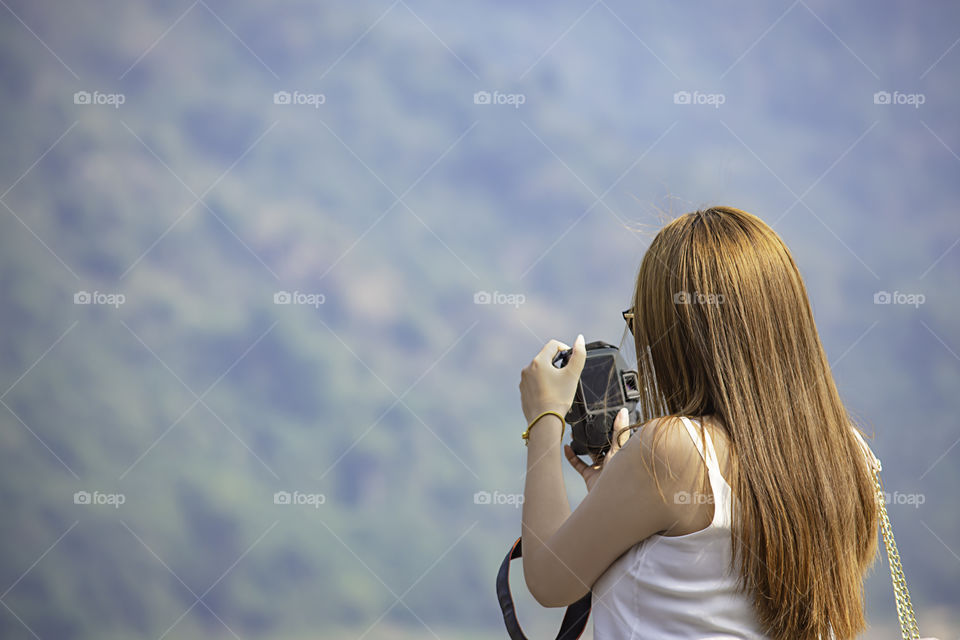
left=522, top=410, right=565, bottom=446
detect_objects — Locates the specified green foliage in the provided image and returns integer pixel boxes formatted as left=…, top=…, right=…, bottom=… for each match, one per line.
left=0, top=2, right=958, bottom=638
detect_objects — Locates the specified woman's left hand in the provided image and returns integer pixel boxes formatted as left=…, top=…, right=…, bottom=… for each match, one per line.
left=564, top=407, right=632, bottom=492
left=519, top=334, right=586, bottom=424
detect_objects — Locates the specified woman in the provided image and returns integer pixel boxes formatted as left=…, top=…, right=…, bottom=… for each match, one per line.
left=518, top=206, right=880, bottom=639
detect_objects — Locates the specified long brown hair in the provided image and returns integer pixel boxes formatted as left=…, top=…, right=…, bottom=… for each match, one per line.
left=618, top=206, right=879, bottom=639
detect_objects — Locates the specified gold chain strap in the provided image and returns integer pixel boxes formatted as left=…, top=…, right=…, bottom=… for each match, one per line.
left=871, top=461, right=921, bottom=639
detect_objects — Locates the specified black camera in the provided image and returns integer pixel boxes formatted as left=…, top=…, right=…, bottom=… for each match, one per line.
left=552, top=340, right=641, bottom=458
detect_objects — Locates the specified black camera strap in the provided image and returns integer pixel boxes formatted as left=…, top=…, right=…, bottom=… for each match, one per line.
left=497, top=537, right=592, bottom=640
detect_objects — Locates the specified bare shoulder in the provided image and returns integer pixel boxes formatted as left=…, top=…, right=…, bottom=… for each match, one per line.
left=621, top=415, right=704, bottom=480
left=619, top=415, right=726, bottom=535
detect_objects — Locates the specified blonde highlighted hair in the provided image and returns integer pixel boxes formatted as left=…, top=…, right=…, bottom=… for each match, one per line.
left=619, top=206, right=878, bottom=639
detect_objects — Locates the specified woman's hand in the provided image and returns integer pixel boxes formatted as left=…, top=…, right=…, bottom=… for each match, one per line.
left=519, top=335, right=586, bottom=424
left=564, top=407, right=632, bottom=492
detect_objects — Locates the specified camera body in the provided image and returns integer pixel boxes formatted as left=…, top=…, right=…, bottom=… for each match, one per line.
left=552, top=340, right=641, bottom=457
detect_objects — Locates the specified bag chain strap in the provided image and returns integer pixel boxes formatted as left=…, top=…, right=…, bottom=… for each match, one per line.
left=872, top=463, right=920, bottom=640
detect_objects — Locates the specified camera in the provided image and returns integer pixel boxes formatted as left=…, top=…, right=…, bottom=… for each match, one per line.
left=552, top=340, right=641, bottom=458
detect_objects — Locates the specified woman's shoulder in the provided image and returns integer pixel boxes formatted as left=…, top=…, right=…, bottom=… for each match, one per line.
left=619, top=414, right=731, bottom=535
left=628, top=414, right=728, bottom=467
left=618, top=416, right=704, bottom=487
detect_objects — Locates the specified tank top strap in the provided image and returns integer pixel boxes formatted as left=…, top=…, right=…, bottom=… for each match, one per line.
left=678, top=416, right=722, bottom=475
left=679, top=416, right=730, bottom=527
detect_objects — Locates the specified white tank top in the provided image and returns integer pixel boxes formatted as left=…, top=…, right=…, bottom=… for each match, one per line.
left=591, top=416, right=769, bottom=639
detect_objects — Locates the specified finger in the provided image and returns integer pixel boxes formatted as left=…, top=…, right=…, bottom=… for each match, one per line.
left=534, top=339, right=570, bottom=365
left=608, top=407, right=630, bottom=458
left=564, top=444, right=590, bottom=475
left=567, top=334, right=587, bottom=372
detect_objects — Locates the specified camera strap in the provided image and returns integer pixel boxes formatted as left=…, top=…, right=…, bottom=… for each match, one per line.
left=497, top=537, right=592, bottom=640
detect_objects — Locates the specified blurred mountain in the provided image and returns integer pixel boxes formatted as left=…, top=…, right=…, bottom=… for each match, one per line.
left=0, top=1, right=958, bottom=638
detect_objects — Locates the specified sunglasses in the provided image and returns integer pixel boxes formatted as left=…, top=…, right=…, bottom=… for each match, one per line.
left=622, top=308, right=635, bottom=336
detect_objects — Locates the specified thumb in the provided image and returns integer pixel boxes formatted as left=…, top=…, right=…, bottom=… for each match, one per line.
left=608, top=407, right=630, bottom=457
left=568, top=334, right=586, bottom=372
